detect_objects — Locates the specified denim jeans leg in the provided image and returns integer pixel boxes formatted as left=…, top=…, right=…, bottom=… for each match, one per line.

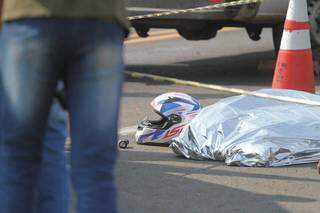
left=66, top=21, right=124, bottom=213
left=0, top=21, right=60, bottom=213
left=34, top=99, right=69, bottom=213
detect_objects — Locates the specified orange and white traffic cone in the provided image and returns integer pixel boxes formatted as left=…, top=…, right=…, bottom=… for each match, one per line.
left=272, top=0, right=315, bottom=93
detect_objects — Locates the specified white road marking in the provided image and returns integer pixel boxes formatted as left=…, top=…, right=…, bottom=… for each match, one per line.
left=118, top=125, right=137, bottom=136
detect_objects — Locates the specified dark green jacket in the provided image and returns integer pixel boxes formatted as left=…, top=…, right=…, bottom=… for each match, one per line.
left=2, top=0, right=129, bottom=32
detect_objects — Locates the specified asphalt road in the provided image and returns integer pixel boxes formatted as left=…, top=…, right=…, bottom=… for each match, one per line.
left=116, top=28, right=320, bottom=213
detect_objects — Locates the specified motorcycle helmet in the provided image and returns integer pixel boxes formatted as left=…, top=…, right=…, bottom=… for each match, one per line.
left=135, top=92, right=201, bottom=144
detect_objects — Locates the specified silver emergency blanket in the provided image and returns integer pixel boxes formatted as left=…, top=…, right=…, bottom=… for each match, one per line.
left=170, top=89, right=320, bottom=167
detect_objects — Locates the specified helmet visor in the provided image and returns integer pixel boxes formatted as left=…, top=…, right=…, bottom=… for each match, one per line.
left=138, top=111, right=168, bottom=130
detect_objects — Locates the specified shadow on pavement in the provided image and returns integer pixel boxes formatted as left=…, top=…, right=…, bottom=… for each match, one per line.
left=125, top=51, right=276, bottom=86
left=116, top=150, right=318, bottom=213
left=125, top=50, right=320, bottom=88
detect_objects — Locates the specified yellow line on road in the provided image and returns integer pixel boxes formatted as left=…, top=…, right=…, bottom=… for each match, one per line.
left=220, top=27, right=240, bottom=32
left=126, top=71, right=320, bottom=106
left=125, top=27, right=240, bottom=45
left=127, top=29, right=177, bottom=40
left=126, top=33, right=180, bottom=44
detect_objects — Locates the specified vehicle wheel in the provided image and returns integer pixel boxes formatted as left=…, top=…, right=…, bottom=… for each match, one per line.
left=135, top=27, right=150, bottom=38
left=246, top=26, right=263, bottom=41
left=308, top=0, right=320, bottom=48
left=177, top=25, right=218, bottom=40
left=272, top=24, right=284, bottom=54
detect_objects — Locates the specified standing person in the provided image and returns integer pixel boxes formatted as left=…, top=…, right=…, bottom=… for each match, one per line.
left=0, top=1, right=129, bottom=213
left=0, top=3, right=69, bottom=212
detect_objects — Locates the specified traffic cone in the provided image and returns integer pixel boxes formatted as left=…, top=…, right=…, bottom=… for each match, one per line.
left=272, top=0, right=315, bottom=93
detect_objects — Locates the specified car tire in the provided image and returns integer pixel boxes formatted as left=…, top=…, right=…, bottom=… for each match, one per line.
left=308, top=0, right=320, bottom=48
left=273, top=0, right=320, bottom=53
left=177, top=23, right=219, bottom=41
left=272, top=0, right=320, bottom=53
left=272, top=24, right=284, bottom=54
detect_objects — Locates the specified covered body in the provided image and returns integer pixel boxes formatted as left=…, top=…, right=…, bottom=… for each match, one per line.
left=170, top=89, right=320, bottom=167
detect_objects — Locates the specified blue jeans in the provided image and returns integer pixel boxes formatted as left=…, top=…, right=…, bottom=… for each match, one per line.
left=0, top=18, right=124, bottom=213
left=35, top=99, right=69, bottom=213
left=0, top=54, right=69, bottom=212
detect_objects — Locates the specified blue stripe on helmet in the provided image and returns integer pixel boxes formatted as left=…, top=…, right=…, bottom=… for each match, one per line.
left=160, top=103, right=180, bottom=113
left=138, top=129, right=166, bottom=142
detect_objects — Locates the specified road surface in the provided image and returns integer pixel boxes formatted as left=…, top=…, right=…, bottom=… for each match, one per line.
left=117, top=28, right=320, bottom=213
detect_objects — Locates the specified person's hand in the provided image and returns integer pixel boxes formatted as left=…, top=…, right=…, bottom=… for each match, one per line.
left=317, top=161, right=320, bottom=175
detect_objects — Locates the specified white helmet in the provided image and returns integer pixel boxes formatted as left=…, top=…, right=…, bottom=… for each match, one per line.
left=135, top=92, right=201, bottom=145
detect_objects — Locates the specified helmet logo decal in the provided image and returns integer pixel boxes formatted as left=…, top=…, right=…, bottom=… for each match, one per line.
left=164, top=124, right=185, bottom=139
